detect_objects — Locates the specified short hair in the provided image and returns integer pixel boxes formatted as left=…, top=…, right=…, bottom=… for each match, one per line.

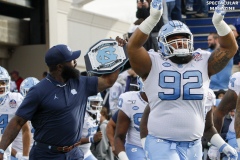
left=10, top=70, right=19, bottom=75
left=209, top=32, right=219, bottom=39
left=100, top=107, right=109, bottom=120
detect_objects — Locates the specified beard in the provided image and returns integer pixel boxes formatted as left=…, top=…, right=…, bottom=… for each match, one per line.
left=61, top=65, right=80, bottom=80
left=209, top=43, right=216, bottom=50
left=169, top=55, right=193, bottom=64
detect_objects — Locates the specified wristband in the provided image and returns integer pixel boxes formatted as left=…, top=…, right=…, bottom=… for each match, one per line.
left=0, top=149, right=4, bottom=154
left=212, top=12, right=231, bottom=36
left=141, top=137, right=146, bottom=149
left=15, top=152, right=23, bottom=158
left=210, top=134, right=226, bottom=151
left=22, top=156, right=29, bottom=160
left=237, top=138, right=240, bottom=148
left=89, top=136, right=94, bottom=143
left=118, top=151, right=129, bottom=160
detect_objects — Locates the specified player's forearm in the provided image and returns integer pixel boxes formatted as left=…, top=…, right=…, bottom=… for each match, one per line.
left=127, top=29, right=149, bottom=50
left=204, top=110, right=218, bottom=142
left=0, top=116, right=25, bottom=151
left=114, top=137, right=126, bottom=155
left=218, top=33, right=238, bottom=54
left=22, top=131, right=31, bottom=156
left=213, top=110, right=225, bottom=133
left=106, top=126, right=115, bottom=147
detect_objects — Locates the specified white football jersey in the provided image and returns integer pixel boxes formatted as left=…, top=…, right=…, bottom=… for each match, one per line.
left=118, top=91, right=148, bottom=147
left=78, top=112, right=100, bottom=155
left=204, top=88, right=216, bottom=119
left=227, top=72, right=240, bottom=133
left=109, top=82, right=125, bottom=110
left=12, top=121, right=33, bottom=153
left=145, top=49, right=211, bottom=141
left=0, top=92, right=23, bottom=160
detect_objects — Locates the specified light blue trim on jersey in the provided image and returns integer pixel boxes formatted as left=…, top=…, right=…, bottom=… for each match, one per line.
left=145, top=135, right=202, bottom=160
left=84, top=154, right=97, bottom=160
left=125, top=143, right=146, bottom=160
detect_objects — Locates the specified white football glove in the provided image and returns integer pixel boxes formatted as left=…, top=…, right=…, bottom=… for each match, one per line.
left=208, top=146, right=220, bottom=160
left=220, top=143, right=238, bottom=160
left=139, top=0, right=162, bottom=35
left=16, top=152, right=29, bottom=160
left=212, top=0, right=231, bottom=36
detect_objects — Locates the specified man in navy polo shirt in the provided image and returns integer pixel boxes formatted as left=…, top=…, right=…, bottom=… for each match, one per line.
left=0, top=44, right=120, bottom=160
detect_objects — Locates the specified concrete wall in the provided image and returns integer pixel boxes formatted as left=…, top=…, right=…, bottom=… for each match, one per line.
left=8, top=45, right=47, bottom=80
left=2, top=0, right=131, bottom=77
left=49, top=0, right=131, bottom=71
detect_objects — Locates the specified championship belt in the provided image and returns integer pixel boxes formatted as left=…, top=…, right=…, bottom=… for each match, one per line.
left=84, top=39, right=129, bottom=74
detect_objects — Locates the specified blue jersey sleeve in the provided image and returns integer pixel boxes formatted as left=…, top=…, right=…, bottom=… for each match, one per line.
left=112, top=109, right=119, bottom=123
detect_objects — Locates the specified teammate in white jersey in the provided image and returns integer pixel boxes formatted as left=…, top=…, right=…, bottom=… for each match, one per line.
left=12, top=77, right=39, bottom=160
left=78, top=93, right=103, bottom=160
left=114, top=77, right=148, bottom=160
left=115, top=0, right=238, bottom=159
left=0, top=67, right=31, bottom=160
left=211, top=72, right=240, bottom=160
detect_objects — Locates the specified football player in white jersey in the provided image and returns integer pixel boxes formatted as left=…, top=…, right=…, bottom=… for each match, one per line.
left=114, top=77, right=148, bottom=160
left=211, top=72, right=240, bottom=160
left=0, top=67, right=31, bottom=160
left=78, top=93, right=103, bottom=160
left=115, top=0, right=238, bottom=159
left=11, top=77, right=39, bottom=160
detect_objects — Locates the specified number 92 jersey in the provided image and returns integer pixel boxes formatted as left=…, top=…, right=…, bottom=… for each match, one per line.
left=117, top=91, right=148, bottom=147
left=144, top=49, right=211, bottom=141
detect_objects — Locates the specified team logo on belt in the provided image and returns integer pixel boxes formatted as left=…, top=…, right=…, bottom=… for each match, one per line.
left=9, top=99, right=17, bottom=108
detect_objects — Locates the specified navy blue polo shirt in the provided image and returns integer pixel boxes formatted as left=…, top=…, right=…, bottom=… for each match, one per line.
left=16, top=74, right=98, bottom=146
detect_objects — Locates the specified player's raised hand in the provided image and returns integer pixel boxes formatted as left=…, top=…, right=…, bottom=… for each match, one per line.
left=212, top=0, right=232, bottom=36
left=213, top=0, right=226, bottom=24
left=151, top=0, right=162, bottom=10
left=215, top=0, right=226, bottom=16
left=150, top=0, right=163, bottom=19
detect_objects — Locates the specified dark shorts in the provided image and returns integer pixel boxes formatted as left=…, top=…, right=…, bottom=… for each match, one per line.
left=29, top=145, right=84, bottom=160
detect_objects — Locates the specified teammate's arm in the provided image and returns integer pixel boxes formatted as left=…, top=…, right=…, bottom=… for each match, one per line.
left=205, top=108, right=238, bottom=159
left=208, top=1, right=238, bottom=77
left=203, top=109, right=218, bottom=141
left=126, top=1, right=163, bottom=79
left=114, top=110, right=130, bottom=160
left=106, top=118, right=116, bottom=154
left=214, top=89, right=237, bottom=132
left=0, top=115, right=27, bottom=160
left=22, top=122, right=31, bottom=157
